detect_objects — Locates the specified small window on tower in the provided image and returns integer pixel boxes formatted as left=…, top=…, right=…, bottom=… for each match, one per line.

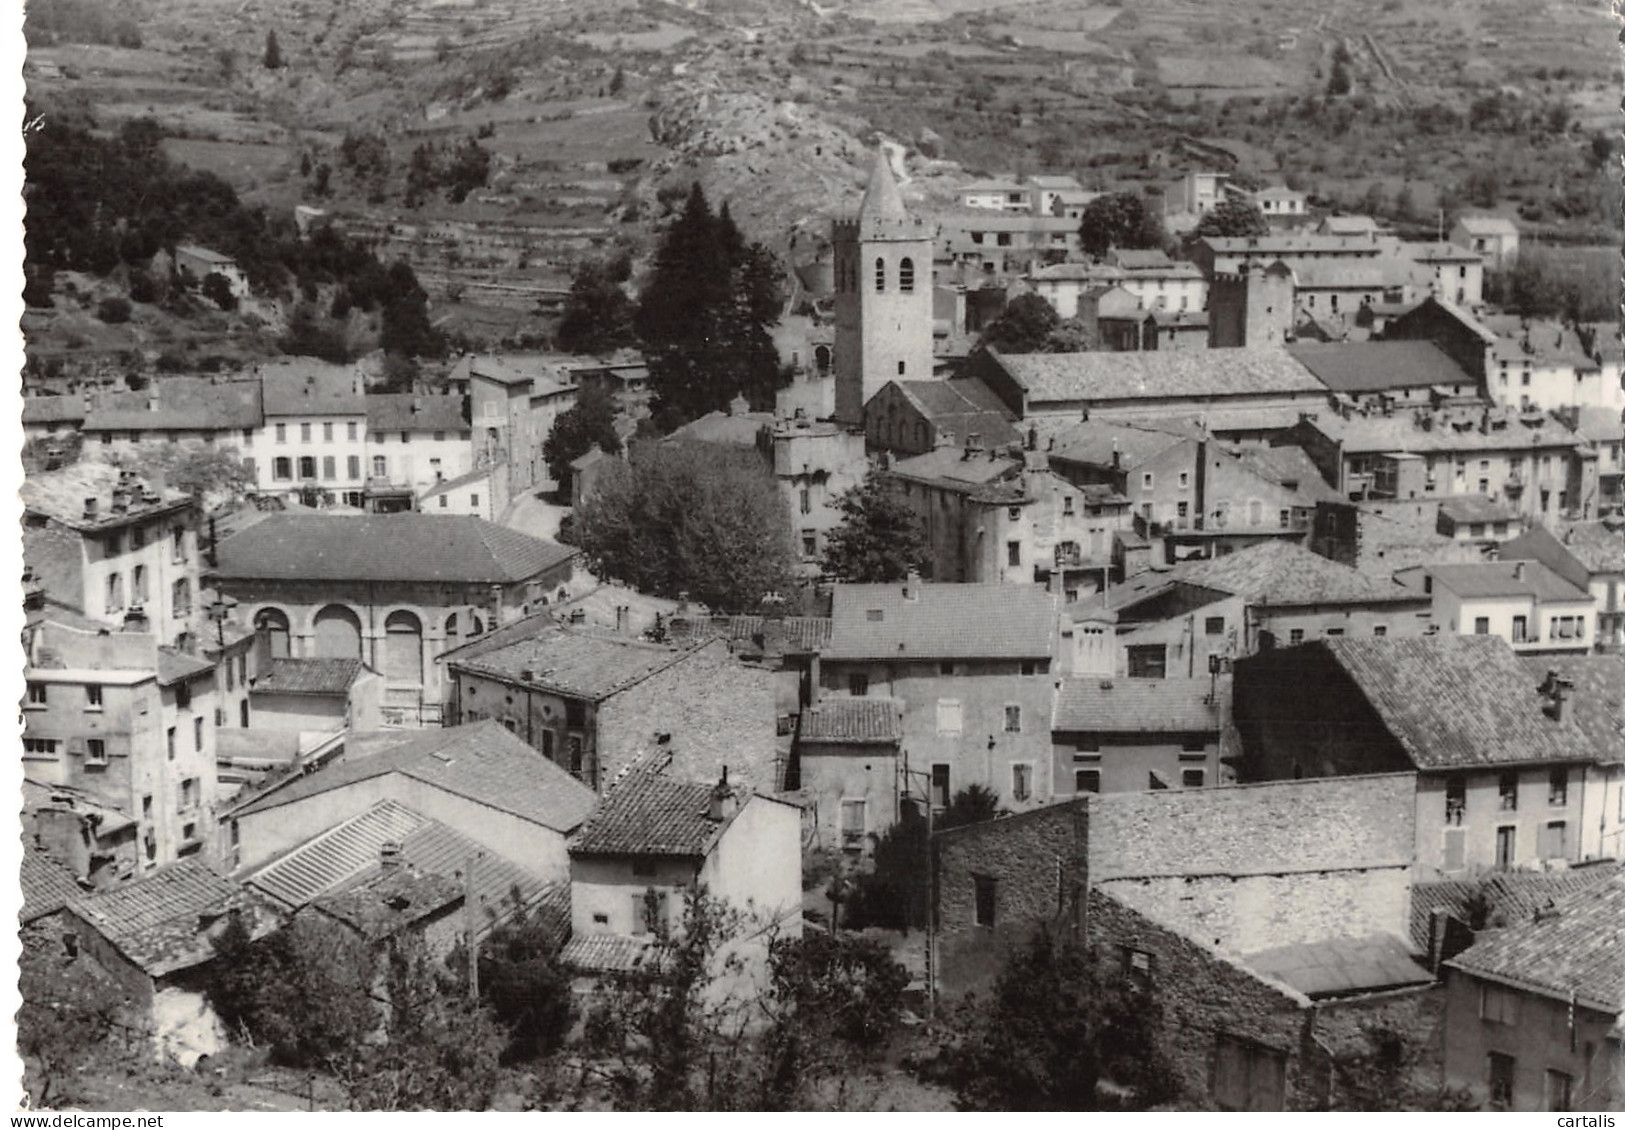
left=899, top=257, right=915, bottom=292
left=874, top=257, right=886, bottom=292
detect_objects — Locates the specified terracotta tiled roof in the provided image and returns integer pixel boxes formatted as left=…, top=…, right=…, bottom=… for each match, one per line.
left=252, top=657, right=368, bottom=696
left=887, top=378, right=1019, bottom=447
left=1053, top=677, right=1222, bottom=733
left=447, top=623, right=699, bottom=700
left=1515, top=654, right=1625, bottom=764
left=1408, top=862, right=1621, bottom=951
left=1175, top=542, right=1420, bottom=607
left=825, top=581, right=1056, bottom=661
left=156, top=649, right=215, bottom=686
left=214, top=513, right=576, bottom=584
left=69, top=858, right=263, bottom=977
left=21, top=462, right=193, bottom=530
left=1560, top=522, right=1625, bottom=574
left=83, top=378, right=263, bottom=432
left=559, top=933, right=656, bottom=974
left=257, top=360, right=366, bottom=416
left=22, top=395, right=89, bottom=425
left=988, top=347, right=1325, bottom=404
left=1436, top=494, right=1517, bottom=525
left=1046, top=418, right=1190, bottom=471
left=20, top=848, right=85, bottom=923
left=673, top=615, right=833, bottom=654
left=799, top=698, right=903, bottom=744
left=1322, top=635, right=1601, bottom=769
left=232, top=720, right=598, bottom=832
left=315, top=867, right=463, bottom=941
left=1446, top=869, right=1625, bottom=1012
left=1428, top=560, right=1588, bottom=602
left=571, top=762, right=738, bottom=858
left=365, top=394, right=469, bottom=433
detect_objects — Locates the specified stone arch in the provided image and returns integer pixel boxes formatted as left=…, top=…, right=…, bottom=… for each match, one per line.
left=312, top=604, right=364, bottom=661
left=384, top=609, right=424, bottom=685
left=814, top=344, right=831, bottom=372
left=255, top=607, right=292, bottom=659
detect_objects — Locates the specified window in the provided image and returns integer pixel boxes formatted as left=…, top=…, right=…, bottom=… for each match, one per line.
left=1182, top=768, right=1206, bottom=788
left=373, top=455, right=387, bottom=477
left=1007, top=540, right=1021, bottom=567
left=1372, top=625, right=1387, bottom=637
left=1540, top=820, right=1568, bottom=859
left=400, top=431, right=409, bottom=444
left=1487, top=1052, right=1515, bottom=1108
left=180, top=777, right=198, bottom=811
left=131, top=525, right=146, bottom=550
left=874, top=257, right=886, bottom=292
left=1495, top=825, right=1516, bottom=869
left=300, top=423, right=311, bottom=442
left=172, top=578, right=191, bottom=618
left=1474, top=616, right=1490, bottom=635
left=86, top=739, right=107, bottom=765
left=323, top=421, right=333, bottom=442
left=171, top=526, right=186, bottom=564
left=1549, top=768, right=1568, bottom=807
left=167, top=727, right=177, bottom=761
left=1546, top=1069, right=1573, bottom=1113
left=273, top=456, right=292, bottom=481
left=799, top=488, right=811, bottom=515
left=132, top=564, right=147, bottom=604
left=1499, top=772, right=1518, bottom=811
left=1142, top=472, right=1154, bottom=490
left=1063, top=495, right=1075, bottom=515
left=1204, top=616, right=1225, bottom=636
left=1011, top=763, right=1031, bottom=801
left=1003, top=704, right=1022, bottom=733
left=1075, top=768, right=1101, bottom=794
left=936, top=699, right=963, bottom=736
left=801, top=531, right=817, bottom=557
left=347, top=421, right=358, bottom=441
left=440, top=496, right=450, bottom=509
left=930, top=764, right=951, bottom=808
left=939, top=661, right=956, bottom=676
left=1178, top=471, right=1189, bottom=489
left=433, top=431, right=446, bottom=442
left=1122, top=947, right=1154, bottom=990
left=1289, top=629, right=1305, bottom=645
left=972, top=874, right=996, bottom=927
left=1126, top=645, right=1167, bottom=679
left=26, top=682, right=46, bottom=706
left=899, top=257, right=914, bottom=292
left=1445, top=775, right=1466, bottom=826
left=1279, top=508, right=1291, bottom=529
left=1512, top=615, right=1527, bottom=642
left=297, top=456, right=317, bottom=479
left=631, top=890, right=668, bottom=936
left=849, top=673, right=869, bottom=697
left=192, top=716, right=204, bottom=752
left=22, top=738, right=58, bottom=757
left=470, top=494, right=479, bottom=508
left=322, top=456, right=336, bottom=480
left=275, top=423, right=287, bottom=443
left=839, top=799, right=867, bottom=848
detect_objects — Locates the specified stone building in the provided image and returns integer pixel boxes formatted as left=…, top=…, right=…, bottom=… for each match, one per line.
left=212, top=513, right=576, bottom=726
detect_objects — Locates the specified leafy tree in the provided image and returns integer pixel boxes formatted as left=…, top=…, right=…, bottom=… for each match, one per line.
left=844, top=805, right=929, bottom=931
left=981, top=293, right=1061, bottom=352
left=1394, top=182, right=1417, bottom=223
left=1193, top=197, right=1270, bottom=240
left=555, top=259, right=636, bottom=355
left=1044, top=317, right=1098, bottom=352
left=939, top=783, right=1002, bottom=831
left=1360, top=182, right=1389, bottom=219
left=113, top=443, right=256, bottom=502
left=201, top=271, right=238, bottom=311
left=264, top=29, right=284, bottom=70
left=635, top=183, right=784, bottom=428
left=609, top=66, right=625, bottom=94
left=543, top=383, right=622, bottom=487
left=1327, top=58, right=1351, bottom=97
left=18, top=946, right=127, bottom=1108
left=96, top=296, right=132, bottom=323
left=574, top=440, right=796, bottom=612
left=470, top=896, right=574, bottom=1063
left=1077, top=191, right=1167, bottom=260
left=944, top=929, right=1175, bottom=1111
left=820, top=472, right=932, bottom=583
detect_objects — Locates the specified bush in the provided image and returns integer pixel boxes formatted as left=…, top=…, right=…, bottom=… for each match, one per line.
left=127, top=270, right=158, bottom=304
left=96, top=296, right=132, bottom=323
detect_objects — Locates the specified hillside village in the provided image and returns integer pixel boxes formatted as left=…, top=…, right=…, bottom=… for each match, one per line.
left=15, top=0, right=1625, bottom=1115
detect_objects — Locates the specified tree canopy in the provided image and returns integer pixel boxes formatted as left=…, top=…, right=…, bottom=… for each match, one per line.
left=555, top=258, right=636, bottom=355
left=1077, top=191, right=1168, bottom=260
left=573, top=440, right=796, bottom=612
left=1193, top=197, right=1271, bottom=240
left=542, top=383, right=623, bottom=486
left=634, top=184, right=784, bottom=430
left=980, top=293, right=1061, bottom=352
left=819, top=472, right=932, bottom=583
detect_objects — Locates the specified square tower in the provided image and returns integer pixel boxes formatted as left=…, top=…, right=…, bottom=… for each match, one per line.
left=833, top=149, right=935, bottom=427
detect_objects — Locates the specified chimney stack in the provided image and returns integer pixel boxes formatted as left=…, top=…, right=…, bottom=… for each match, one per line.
left=380, top=842, right=403, bottom=873
left=903, top=567, right=921, bottom=601
left=708, top=767, right=739, bottom=822
left=1512, top=561, right=1526, bottom=582
left=569, top=607, right=587, bottom=626
left=83, top=496, right=100, bottom=521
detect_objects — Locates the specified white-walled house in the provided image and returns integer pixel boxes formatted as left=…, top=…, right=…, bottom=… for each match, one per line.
left=1422, top=560, right=1595, bottom=655
left=364, top=394, right=473, bottom=511
left=249, top=360, right=370, bottom=504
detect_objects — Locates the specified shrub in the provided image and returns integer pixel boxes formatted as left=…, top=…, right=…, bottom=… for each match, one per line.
left=96, top=296, right=132, bottom=323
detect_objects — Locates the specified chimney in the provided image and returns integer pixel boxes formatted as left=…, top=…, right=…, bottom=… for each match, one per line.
left=1512, top=561, right=1526, bottom=582
left=967, top=432, right=983, bottom=454
left=615, top=605, right=630, bottom=634
left=708, top=767, right=739, bottom=822
left=903, top=567, right=921, bottom=601
left=936, top=428, right=956, bottom=450
left=83, top=496, right=100, bottom=521
left=411, top=396, right=423, bottom=415
left=111, top=488, right=129, bottom=514
left=520, top=667, right=535, bottom=682
left=147, top=394, right=159, bottom=413
left=380, top=842, right=403, bottom=873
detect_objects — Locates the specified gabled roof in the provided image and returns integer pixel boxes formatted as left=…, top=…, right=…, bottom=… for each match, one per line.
left=881, top=377, right=1019, bottom=447
left=22, top=395, right=89, bottom=425
left=251, top=657, right=369, bottom=696
left=1045, top=418, right=1190, bottom=472
left=886, top=446, right=1021, bottom=492
left=1501, top=523, right=1624, bottom=585
left=1409, top=862, right=1621, bottom=951
left=20, top=848, right=85, bottom=923
left=1231, top=445, right=1342, bottom=504
left=663, top=410, right=773, bottom=447
left=83, top=378, right=263, bottom=433
left=445, top=621, right=701, bottom=701
left=668, top=615, right=833, bottom=654
left=570, top=761, right=740, bottom=858
left=1436, top=493, right=1517, bottom=525
left=1320, top=635, right=1600, bottom=769
left=22, top=462, right=194, bottom=531
left=365, top=394, right=468, bottom=433
left=315, top=867, right=463, bottom=941
left=257, top=360, right=366, bottom=416
left=1516, top=654, right=1625, bottom=764
left=1177, top=542, right=1421, bottom=607
left=1455, top=214, right=1519, bottom=236
left=1428, top=559, right=1589, bottom=602
left=825, top=581, right=1055, bottom=661
left=214, top=513, right=575, bottom=584
left=232, top=720, right=599, bottom=831
left=1287, top=341, right=1478, bottom=393
left=799, top=697, right=903, bottom=744
left=156, top=648, right=215, bottom=686
left=69, top=858, right=262, bottom=978
left=1053, top=677, right=1222, bottom=733
left=987, top=347, right=1325, bottom=405
left=1446, top=870, right=1625, bottom=1013
left=559, top=932, right=656, bottom=974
